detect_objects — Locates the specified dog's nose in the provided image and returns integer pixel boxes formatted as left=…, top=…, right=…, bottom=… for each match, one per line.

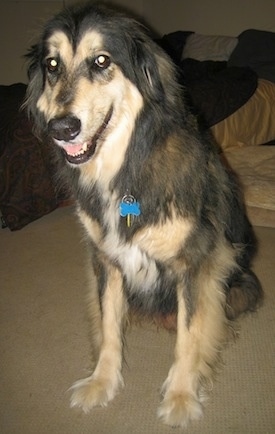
left=48, top=115, right=81, bottom=141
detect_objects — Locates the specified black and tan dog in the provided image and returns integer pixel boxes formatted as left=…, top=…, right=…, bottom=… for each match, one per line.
left=25, top=2, right=263, bottom=427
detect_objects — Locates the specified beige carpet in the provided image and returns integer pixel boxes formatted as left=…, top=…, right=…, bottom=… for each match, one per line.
left=1, top=206, right=274, bottom=434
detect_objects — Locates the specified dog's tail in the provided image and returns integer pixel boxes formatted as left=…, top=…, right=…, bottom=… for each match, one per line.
left=225, top=268, right=264, bottom=320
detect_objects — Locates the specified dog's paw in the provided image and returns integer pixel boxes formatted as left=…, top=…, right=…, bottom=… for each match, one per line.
left=70, top=373, right=124, bottom=413
left=157, top=391, right=203, bottom=428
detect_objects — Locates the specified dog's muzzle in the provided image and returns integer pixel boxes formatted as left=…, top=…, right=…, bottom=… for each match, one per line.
left=47, top=109, right=112, bottom=165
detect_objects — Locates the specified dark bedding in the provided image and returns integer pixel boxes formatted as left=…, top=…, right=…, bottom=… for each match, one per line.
left=0, top=83, right=69, bottom=230
left=228, top=29, right=275, bottom=83
left=157, top=31, right=258, bottom=128
left=180, top=59, right=257, bottom=127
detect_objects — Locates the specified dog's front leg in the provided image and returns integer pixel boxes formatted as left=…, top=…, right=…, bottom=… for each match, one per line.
left=158, top=266, right=228, bottom=428
left=70, top=265, right=126, bottom=412
left=157, top=285, right=203, bottom=427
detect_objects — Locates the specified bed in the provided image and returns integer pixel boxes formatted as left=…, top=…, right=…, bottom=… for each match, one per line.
left=158, top=28, right=275, bottom=227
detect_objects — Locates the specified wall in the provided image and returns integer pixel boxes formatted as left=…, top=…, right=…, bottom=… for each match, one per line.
left=0, top=0, right=275, bottom=84
left=0, top=0, right=143, bottom=84
left=0, top=1, right=64, bottom=84
left=144, top=0, right=275, bottom=36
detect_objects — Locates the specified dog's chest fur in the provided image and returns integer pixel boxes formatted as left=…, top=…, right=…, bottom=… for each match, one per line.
left=77, top=187, right=192, bottom=310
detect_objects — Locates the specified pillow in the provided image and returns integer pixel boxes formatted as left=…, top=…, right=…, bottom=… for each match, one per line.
left=182, top=33, right=238, bottom=61
left=228, top=29, right=275, bottom=83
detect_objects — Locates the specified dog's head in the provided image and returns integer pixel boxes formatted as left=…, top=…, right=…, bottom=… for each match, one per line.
left=25, top=3, right=179, bottom=169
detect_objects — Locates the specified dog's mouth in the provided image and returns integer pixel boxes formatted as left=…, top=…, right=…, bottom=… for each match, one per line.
left=62, top=108, right=113, bottom=165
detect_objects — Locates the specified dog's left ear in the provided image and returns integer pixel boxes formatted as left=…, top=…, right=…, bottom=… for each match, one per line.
left=133, top=38, right=166, bottom=102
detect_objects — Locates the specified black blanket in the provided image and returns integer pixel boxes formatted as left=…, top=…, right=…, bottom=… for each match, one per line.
left=157, top=32, right=258, bottom=128
left=180, top=59, right=258, bottom=127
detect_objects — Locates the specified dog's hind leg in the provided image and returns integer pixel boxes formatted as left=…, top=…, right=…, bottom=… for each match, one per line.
left=158, top=242, right=234, bottom=427
left=70, top=265, right=127, bottom=412
left=225, top=269, right=263, bottom=320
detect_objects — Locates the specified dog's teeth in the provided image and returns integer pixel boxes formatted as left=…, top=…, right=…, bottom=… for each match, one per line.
left=76, top=143, right=88, bottom=156
left=71, top=143, right=88, bottom=157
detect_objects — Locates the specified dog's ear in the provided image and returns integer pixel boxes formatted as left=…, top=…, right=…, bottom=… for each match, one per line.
left=25, top=43, right=44, bottom=82
left=133, top=38, right=166, bottom=102
left=23, top=43, right=46, bottom=136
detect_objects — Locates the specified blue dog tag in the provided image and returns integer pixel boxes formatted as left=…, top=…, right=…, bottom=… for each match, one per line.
left=119, top=195, right=141, bottom=227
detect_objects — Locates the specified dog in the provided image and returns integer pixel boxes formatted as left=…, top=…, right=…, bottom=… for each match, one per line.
left=25, top=2, right=263, bottom=428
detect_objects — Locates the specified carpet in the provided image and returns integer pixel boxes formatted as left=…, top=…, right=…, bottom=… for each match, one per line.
left=0, top=206, right=274, bottom=433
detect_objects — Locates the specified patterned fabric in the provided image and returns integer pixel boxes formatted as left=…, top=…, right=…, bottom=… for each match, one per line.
left=0, top=83, right=70, bottom=230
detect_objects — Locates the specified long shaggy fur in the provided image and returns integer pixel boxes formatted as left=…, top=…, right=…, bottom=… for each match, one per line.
left=25, top=2, right=263, bottom=427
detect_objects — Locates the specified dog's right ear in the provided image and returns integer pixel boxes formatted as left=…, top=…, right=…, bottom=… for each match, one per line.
left=25, top=43, right=42, bottom=80
left=23, top=43, right=46, bottom=136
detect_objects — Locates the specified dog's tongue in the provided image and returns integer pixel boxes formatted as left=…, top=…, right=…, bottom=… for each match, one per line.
left=63, top=143, right=84, bottom=156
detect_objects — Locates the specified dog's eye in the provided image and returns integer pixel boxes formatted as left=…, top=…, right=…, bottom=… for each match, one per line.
left=95, top=55, right=111, bottom=69
left=46, top=58, right=59, bottom=73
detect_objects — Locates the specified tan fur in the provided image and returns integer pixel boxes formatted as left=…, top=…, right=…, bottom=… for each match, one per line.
left=133, top=211, right=193, bottom=262
left=78, top=208, right=103, bottom=245
left=37, top=32, right=73, bottom=119
left=86, top=267, right=103, bottom=361
left=158, top=240, right=236, bottom=427
left=71, top=264, right=127, bottom=411
left=78, top=70, right=143, bottom=187
left=75, top=31, right=105, bottom=62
